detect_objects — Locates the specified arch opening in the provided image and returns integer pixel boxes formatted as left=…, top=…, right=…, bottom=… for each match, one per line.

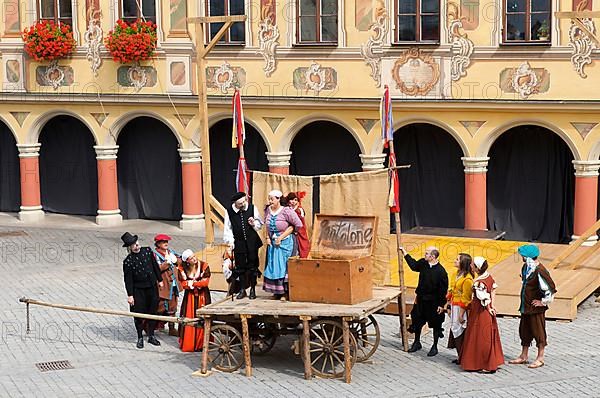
left=0, top=121, right=20, bottom=212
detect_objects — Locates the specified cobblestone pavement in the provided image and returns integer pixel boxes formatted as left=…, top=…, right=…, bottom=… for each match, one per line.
left=1, top=224, right=599, bottom=398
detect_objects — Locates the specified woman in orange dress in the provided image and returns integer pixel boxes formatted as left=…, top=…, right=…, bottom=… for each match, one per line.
left=446, top=253, right=474, bottom=364
left=178, top=249, right=211, bottom=352
left=286, top=192, right=311, bottom=258
left=460, top=256, right=504, bottom=373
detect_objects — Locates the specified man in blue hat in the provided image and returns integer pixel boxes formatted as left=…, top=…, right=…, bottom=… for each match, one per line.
left=509, top=244, right=556, bottom=369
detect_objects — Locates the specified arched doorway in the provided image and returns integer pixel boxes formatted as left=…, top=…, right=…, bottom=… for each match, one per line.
left=39, top=115, right=98, bottom=215
left=209, top=119, right=268, bottom=206
left=289, top=121, right=362, bottom=175
left=391, top=123, right=465, bottom=231
left=487, top=125, right=574, bottom=243
left=0, top=122, right=19, bottom=212
left=117, top=117, right=182, bottom=220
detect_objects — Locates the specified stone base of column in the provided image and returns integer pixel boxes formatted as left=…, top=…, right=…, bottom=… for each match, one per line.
left=570, top=234, right=599, bottom=246
left=18, top=206, right=44, bottom=222
left=96, top=210, right=123, bottom=226
left=180, top=214, right=205, bottom=232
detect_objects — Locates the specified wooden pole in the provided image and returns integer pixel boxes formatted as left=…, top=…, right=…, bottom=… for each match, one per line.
left=188, top=15, right=245, bottom=244
left=342, top=317, right=352, bottom=384
left=19, top=297, right=198, bottom=324
left=388, top=139, right=409, bottom=352
left=241, top=314, right=253, bottom=377
left=201, top=317, right=212, bottom=374
left=300, top=316, right=312, bottom=380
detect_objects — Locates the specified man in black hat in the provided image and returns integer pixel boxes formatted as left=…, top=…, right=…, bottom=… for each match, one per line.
left=121, top=232, right=163, bottom=349
left=223, top=192, right=263, bottom=299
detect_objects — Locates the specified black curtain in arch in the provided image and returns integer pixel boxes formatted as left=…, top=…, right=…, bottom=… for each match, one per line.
left=117, top=117, right=182, bottom=220
left=39, top=116, right=98, bottom=215
left=289, top=121, right=362, bottom=176
left=487, top=126, right=574, bottom=243
left=210, top=119, right=269, bottom=207
left=390, top=123, right=465, bottom=231
left=0, top=123, right=20, bottom=212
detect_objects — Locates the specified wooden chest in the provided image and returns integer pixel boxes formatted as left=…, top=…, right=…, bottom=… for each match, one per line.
left=288, top=214, right=377, bottom=305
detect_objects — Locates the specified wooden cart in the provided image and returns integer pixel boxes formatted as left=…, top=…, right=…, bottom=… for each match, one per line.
left=196, top=286, right=400, bottom=383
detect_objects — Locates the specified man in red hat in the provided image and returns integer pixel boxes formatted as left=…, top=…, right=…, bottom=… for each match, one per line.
left=152, top=234, right=182, bottom=336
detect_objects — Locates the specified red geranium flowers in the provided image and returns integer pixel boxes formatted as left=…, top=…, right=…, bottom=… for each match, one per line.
left=22, top=21, right=76, bottom=62
left=105, top=19, right=157, bottom=64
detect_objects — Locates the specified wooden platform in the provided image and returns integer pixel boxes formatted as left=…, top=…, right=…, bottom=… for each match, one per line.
left=387, top=234, right=600, bottom=320
left=197, top=286, right=400, bottom=320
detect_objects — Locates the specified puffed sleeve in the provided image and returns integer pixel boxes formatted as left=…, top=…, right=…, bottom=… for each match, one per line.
left=123, top=256, right=133, bottom=296
left=474, top=281, right=492, bottom=307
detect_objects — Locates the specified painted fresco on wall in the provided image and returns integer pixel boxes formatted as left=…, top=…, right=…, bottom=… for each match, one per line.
left=261, top=0, right=277, bottom=23
left=4, top=0, right=21, bottom=34
left=500, top=64, right=550, bottom=98
left=117, top=66, right=158, bottom=87
left=391, top=48, right=440, bottom=96
left=170, top=0, right=188, bottom=33
left=460, top=0, right=480, bottom=30
left=206, top=64, right=247, bottom=92
left=6, top=60, right=20, bottom=83
left=293, top=63, right=338, bottom=93
left=36, top=66, right=74, bottom=86
left=356, top=0, right=386, bottom=31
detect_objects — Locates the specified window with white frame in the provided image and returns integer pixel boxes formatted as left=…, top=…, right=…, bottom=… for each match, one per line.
left=504, top=0, right=551, bottom=43
left=206, top=0, right=245, bottom=44
left=38, top=0, right=72, bottom=25
left=297, top=0, right=338, bottom=44
left=395, top=0, right=440, bottom=43
left=121, top=0, right=156, bottom=23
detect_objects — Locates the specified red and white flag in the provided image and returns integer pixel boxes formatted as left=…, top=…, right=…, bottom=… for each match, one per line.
left=232, top=89, right=250, bottom=194
left=381, top=86, right=400, bottom=213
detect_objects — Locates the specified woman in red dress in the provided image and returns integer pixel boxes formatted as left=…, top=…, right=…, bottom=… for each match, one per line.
left=178, top=249, right=211, bottom=352
left=286, top=192, right=311, bottom=258
left=460, top=256, right=504, bottom=373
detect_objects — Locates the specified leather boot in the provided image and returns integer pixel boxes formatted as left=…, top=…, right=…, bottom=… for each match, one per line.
left=407, top=341, right=422, bottom=353
left=168, top=322, right=178, bottom=336
left=427, top=344, right=438, bottom=357
left=237, top=288, right=247, bottom=299
left=136, top=337, right=144, bottom=349
left=249, top=285, right=256, bottom=300
left=148, top=335, right=161, bottom=346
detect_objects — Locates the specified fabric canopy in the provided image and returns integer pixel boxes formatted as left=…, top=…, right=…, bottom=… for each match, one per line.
left=117, top=117, right=182, bottom=220
left=39, top=116, right=98, bottom=215
left=0, top=124, right=20, bottom=212
left=487, top=126, right=574, bottom=243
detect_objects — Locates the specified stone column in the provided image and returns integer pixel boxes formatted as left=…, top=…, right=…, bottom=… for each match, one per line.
left=17, top=144, right=44, bottom=222
left=179, top=148, right=204, bottom=231
left=461, top=157, right=489, bottom=231
left=266, top=151, right=292, bottom=174
left=94, top=146, right=123, bottom=226
left=572, top=160, right=600, bottom=245
left=359, top=153, right=387, bottom=171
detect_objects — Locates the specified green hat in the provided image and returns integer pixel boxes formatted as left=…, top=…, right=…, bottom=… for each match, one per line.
left=518, top=244, right=539, bottom=258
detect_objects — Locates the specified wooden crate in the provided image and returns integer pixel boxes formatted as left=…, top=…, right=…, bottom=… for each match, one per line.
left=288, top=214, right=377, bottom=305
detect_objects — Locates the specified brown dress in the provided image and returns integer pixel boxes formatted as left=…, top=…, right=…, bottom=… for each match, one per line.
left=460, top=273, right=504, bottom=372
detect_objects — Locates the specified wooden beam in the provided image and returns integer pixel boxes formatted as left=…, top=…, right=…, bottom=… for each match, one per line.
left=555, top=11, right=600, bottom=18
left=572, top=17, right=600, bottom=47
left=570, top=240, right=600, bottom=270
left=188, top=15, right=247, bottom=24
left=546, top=218, right=600, bottom=269
left=201, top=21, right=234, bottom=58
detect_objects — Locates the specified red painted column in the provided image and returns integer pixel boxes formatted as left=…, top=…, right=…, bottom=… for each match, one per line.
left=266, top=151, right=292, bottom=175
left=572, top=160, right=600, bottom=244
left=462, top=157, right=489, bottom=231
left=359, top=154, right=387, bottom=171
left=179, top=148, right=204, bottom=231
left=94, top=146, right=122, bottom=226
left=17, top=144, right=44, bottom=222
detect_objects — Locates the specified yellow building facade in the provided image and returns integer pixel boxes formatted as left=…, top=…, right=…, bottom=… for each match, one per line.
left=0, top=0, right=598, bottom=243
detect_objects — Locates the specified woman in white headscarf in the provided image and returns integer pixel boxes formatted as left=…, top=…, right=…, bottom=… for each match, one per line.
left=262, top=189, right=303, bottom=300
left=177, top=249, right=211, bottom=352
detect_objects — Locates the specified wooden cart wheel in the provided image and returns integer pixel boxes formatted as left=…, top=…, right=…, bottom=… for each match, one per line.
left=250, top=322, right=277, bottom=355
left=349, top=315, right=381, bottom=362
left=207, top=324, right=244, bottom=372
left=305, top=320, right=357, bottom=379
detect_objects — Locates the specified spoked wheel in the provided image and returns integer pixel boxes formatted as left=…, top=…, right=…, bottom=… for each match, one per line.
left=250, top=322, right=277, bottom=355
left=208, top=324, right=244, bottom=372
left=349, top=315, right=380, bottom=362
left=305, top=320, right=357, bottom=379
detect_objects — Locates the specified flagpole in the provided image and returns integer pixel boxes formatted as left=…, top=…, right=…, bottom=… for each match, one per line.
left=382, top=84, right=409, bottom=352
left=389, top=138, right=409, bottom=352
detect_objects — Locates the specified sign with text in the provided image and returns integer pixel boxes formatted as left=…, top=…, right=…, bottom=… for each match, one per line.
left=310, top=214, right=378, bottom=259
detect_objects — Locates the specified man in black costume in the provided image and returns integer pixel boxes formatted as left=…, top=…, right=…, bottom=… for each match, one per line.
left=223, top=192, right=263, bottom=299
left=400, top=246, right=449, bottom=356
left=121, top=232, right=163, bottom=349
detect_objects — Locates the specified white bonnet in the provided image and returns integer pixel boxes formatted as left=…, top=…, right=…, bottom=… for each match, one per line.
left=181, top=249, right=194, bottom=262
left=268, top=189, right=283, bottom=198
left=473, top=256, right=486, bottom=270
